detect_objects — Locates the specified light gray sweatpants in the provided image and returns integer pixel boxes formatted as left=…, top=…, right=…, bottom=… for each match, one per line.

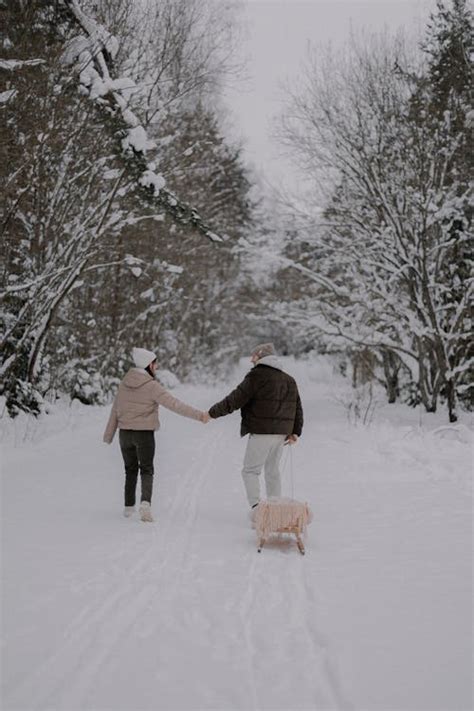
left=242, top=434, right=286, bottom=507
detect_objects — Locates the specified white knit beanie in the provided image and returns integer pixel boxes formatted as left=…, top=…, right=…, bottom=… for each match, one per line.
left=132, top=347, right=157, bottom=369
left=251, top=342, right=276, bottom=360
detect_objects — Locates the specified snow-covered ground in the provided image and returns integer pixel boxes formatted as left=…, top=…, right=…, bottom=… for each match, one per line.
left=1, top=358, right=472, bottom=711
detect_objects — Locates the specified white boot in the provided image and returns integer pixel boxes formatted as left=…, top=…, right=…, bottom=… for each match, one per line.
left=139, top=501, right=154, bottom=523
left=123, top=506, right=135, bottom=518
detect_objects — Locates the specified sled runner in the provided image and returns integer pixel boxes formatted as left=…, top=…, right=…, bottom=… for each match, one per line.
left=255, top=498, right=312, bottom=555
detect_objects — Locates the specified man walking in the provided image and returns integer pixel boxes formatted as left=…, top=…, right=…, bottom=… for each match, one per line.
left=208, top=343, right=303, bottom=519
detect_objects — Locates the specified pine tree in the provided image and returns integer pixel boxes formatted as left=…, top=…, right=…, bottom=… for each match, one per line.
left=423, top=0, right=472, bottom=123
left=422, top=0, right=473, bottom=416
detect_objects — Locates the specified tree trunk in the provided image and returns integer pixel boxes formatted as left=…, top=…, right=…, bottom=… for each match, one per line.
left=445, top=378, right=458, bottom=423
left=418, top=340, right=438, bottom=414
left=382, top=349, right=399, bottom=404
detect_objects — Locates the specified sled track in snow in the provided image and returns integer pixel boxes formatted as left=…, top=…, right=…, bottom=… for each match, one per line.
left=6, top=433, right=220, bottom=709
left=240, top=549, right=351, bottom=710
left=301, top=560, right=354, bottom=710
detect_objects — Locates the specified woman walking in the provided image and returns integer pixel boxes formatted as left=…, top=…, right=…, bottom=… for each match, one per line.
left=103, top=347, right=209, bottom=522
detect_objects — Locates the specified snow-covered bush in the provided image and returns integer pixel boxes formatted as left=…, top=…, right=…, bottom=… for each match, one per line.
left=155, top=369, right=180, bottom=390
left=62, top=367, right=113, bottom=406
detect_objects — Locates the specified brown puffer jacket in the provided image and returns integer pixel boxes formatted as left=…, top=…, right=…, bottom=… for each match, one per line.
left=209, top=358, right=303, bottom=437
left=103, top=369, right=203, bottom=443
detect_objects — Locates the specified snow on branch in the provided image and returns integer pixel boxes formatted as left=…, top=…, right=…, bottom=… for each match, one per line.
left=0, top=89, right=17, bottom=104
left=0, top=58, right=46, bottom=71
left=237, top=237, right=349, bottom=297
left=60, top=0, right=224, bottom=244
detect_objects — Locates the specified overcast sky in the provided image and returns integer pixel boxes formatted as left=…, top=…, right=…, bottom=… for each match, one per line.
left=223, top=0, right=436, bottom=194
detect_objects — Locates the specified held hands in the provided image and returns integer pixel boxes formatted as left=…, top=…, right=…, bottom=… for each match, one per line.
left=285, top=434, right=298, bottom=445
left=201, top=411, right=212, bottom=424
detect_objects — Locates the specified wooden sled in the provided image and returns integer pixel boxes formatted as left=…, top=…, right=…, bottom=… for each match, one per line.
left=255, top=498, right=312, bottom=556
left=257, top=524, right=306, bottom=555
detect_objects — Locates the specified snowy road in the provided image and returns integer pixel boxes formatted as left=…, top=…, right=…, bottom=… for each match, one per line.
left=1, top=360, right=472, bottom=711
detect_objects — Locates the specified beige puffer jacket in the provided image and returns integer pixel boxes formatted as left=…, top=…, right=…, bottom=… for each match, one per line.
left=103, top=368, right=204, bottom=443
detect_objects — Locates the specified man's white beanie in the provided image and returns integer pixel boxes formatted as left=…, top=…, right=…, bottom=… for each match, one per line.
left=132, top=347, right=157, bottom=369
left=251, top=342, right=276, bottom=360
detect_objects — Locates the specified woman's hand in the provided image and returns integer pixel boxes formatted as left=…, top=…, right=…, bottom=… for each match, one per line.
left=201, top=411, right=211, bottom=424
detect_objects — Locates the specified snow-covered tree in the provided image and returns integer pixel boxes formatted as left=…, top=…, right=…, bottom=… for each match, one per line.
left=1, top=0, right=253, bottom=413
left=55, top=2, right=255, bottom=385
left=277, top=6, right=472, bottom=421
left=1, top=1, right=131, bottom=413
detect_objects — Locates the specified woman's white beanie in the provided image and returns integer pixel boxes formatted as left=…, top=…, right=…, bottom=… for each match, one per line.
left=132, top=347, right=157, bottom=369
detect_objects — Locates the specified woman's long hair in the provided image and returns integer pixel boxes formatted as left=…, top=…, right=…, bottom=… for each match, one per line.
left=145, top=359, right=157, bottom=378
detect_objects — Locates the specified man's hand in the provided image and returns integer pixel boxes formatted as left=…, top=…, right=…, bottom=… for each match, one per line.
left=201, top=411, right=211, bottom=424
left=285, top=434, right=299, bottom=445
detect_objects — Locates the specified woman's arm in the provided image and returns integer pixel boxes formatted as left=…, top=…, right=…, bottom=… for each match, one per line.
left=103, top=397, right=118, bottom=443
left=152, top=381, right=206, bottom=421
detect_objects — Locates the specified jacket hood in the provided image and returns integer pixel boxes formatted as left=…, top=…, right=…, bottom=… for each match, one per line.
left=122, top=368, right=154, bottom=389
left=255, top=355, right=284, bottom=371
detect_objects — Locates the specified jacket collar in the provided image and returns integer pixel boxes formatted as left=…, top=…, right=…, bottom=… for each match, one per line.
left=255, top=355, right=284, bottom=371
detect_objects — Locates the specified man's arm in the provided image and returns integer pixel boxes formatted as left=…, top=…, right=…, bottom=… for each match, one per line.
left=293, top=392, right=303, bottom=437
left=208, top=373, right=255, bottom=419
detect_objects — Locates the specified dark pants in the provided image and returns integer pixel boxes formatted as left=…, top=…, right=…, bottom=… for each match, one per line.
left=119, top=430, right=155, bottom=506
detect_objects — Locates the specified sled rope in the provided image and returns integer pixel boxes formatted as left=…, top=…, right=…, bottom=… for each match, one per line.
left=289, top=445, right=295, bottom=499
left=282, top=444, right=295, bottom=499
